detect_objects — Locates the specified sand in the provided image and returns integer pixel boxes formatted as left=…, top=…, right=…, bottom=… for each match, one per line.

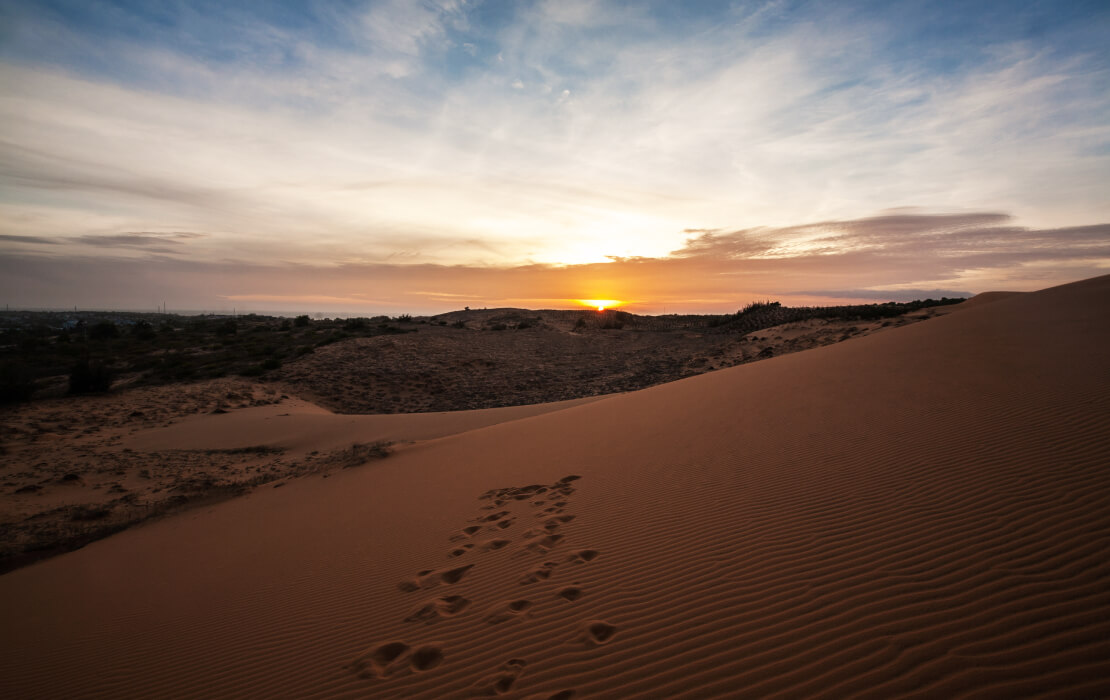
left=0, top=275, right=1107, bottom=699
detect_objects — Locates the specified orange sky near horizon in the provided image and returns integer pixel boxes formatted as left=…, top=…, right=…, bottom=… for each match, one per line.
left=4, top=211, right=1107, bottom=315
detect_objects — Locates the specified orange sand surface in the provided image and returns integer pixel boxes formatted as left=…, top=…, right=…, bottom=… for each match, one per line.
left=1, top=275, right=1107, bottom=699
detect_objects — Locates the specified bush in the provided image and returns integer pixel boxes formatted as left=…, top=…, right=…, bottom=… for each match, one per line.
left=0, top=362, right=35, bottom=404
left=69, top=360, right=113, bottom=394
left=293, top=315, right=310, bottom=327
left=132, top=320, right=156, bottom=340
left=88, top=321, right=119, bottom=340
left=215, top=319, right=238, bottom=336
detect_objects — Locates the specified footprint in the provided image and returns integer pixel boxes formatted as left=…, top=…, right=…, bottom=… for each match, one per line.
left=582, top=620, right=617, bottom=646
left=404, top=595, right=471, bottom=624
left=557, top=586, right=583, bottom=602
left=474, top=658, right=528, bottom=695
left=494, top=518, right=514, bottom=530
left=542, top=515, right=574, bottom=531
left=519, top=562, right=557, bottom=585
left=440, top=564, right=474, bottom=585
left=347, top=640, right=410, bottom=679
left=523, top=533, right=564, bottom=553
left=398, top=564, right=474, bottom=592
left=482, top=510, right=511, bottom=522
left=410, top=644, right=445, bottom=671
left=451, top=525, right=483, bottom=541
left=525, top=691, right=577, bottom=700
left=449, top=543, right=475, bottom=557
left=558, top=475, right=582, bottom=484
left=566, top=549, right=599, bottom=564
left=484, top=599, right=533, bottom=624
left=481, top=538, right=511, bottom=551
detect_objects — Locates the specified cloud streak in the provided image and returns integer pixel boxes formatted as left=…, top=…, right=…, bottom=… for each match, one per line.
left=0, top=1, right=1107, bottom=311
left=0, top=1, right=1107, bottom=269
left=2, top=212, right=1105, bottom=314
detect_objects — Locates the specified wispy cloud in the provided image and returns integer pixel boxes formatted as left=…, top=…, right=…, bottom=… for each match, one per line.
left=0, top=234, right=57, bottom=245
left=2, top=212, right=1105, bottom=314
left=76, top=231, right=207, bottom=250
left=0, top=1, right=1107, bottom=307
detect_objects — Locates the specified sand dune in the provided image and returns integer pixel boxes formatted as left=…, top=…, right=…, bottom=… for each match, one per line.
left=124, top=395, right=606, bottom=455
left=1, top=275, right=1107, bottom=699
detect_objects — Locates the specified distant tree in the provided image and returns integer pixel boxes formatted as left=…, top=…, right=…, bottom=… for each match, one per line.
left=215, top=319, right=238, bottom=336
left=293, top=315, right=310, bottom=327
left=132, top=320, right=156, bottom=340
left=69, top=360, right=113, bottom=394
left=0, top=361, right=35, bottom=404
left=88, top=321, right=119, bottom=340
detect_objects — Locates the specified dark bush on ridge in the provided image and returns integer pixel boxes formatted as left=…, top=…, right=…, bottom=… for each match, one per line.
left=0, top=361, right=35, bottom=403
left=68, top=360, right=113, bottom=394
left=88, top=321, right=119, bottom=341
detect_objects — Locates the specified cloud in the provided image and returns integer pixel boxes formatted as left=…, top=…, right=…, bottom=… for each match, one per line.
left=0, top=234, right=57, bottom=245
left=799, top=289, right=974, bottom=302
left=0, top=0, right=1107, bottom=274
left=2, top=212, right=1105, bottom=314
left=75, top=232, right=207, bottom=249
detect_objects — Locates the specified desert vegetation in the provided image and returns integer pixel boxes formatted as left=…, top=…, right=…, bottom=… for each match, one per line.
left=0, top=311, right=416, bottom=403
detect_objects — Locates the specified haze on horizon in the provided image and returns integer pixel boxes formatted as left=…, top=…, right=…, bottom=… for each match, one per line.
left=1, top=0, right=1108, bottom=315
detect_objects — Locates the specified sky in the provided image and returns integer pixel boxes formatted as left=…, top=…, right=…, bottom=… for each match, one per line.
left=0, top=0, right=1108, bottom=314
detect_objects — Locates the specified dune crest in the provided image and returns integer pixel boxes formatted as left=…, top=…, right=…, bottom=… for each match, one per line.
left=1, top=275, right=1108, bottom=699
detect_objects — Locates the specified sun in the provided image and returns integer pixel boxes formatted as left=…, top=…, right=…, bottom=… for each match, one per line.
left=578, top=299, right=622, bottom=312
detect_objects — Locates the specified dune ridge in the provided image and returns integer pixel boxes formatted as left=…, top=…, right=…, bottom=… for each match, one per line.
left=0, top=275, right=1107, bottom=699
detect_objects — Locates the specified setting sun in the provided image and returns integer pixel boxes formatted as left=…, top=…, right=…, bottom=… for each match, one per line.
left=578, top=299, right=623, bottom=311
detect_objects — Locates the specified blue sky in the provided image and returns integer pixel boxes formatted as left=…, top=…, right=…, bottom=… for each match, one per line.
left=0, top=0, right=1108, bottom=312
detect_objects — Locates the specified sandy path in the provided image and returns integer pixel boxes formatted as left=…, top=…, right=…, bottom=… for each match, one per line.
left=0, top=275, right=1107, bottom=699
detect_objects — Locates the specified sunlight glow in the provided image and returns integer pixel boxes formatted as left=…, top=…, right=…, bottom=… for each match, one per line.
left=578, top=299, right=623, bottom=311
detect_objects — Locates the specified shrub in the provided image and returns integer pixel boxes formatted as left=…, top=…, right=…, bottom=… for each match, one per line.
left=69, top=360, right=113, bottom=394
left=0, top=362, right=35, bottom=404
left=88, top=321, right=119, bottom=340
left=132, top=320, right=156, bottom=340
left=293, top=315, right=310, bottom=327
left=215, top=319, right=238, bottom=336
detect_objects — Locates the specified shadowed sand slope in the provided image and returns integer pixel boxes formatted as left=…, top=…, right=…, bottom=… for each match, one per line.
left=1, top=275, right=1108, bottom=699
